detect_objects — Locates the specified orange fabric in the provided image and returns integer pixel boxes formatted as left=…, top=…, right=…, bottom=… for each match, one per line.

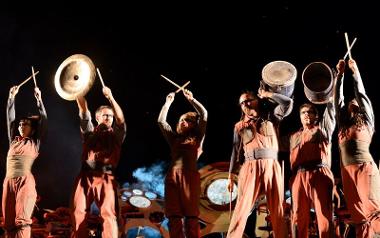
left=2, top=174, right=37, bottom=238
left=341, top=162, right=380, bottom=238
left=165, top=168, right=200, bottom=238
left=71, top=172, right=119, bottom=238
left=227, top=160, right=286, bottom=238
left=290, top=168, right=334, bottom=238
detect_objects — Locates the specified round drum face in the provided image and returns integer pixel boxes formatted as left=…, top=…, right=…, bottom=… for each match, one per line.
left=145, top=191, right=157, bottom=200
left=262, top=60, right=297, bottom=87
left=206, top=178, right=238, bottom=205
left=129, top=196, right=151, bottom=208
left=132, top=189, right=143, bottom=195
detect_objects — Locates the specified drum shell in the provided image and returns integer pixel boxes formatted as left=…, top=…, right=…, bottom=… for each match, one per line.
left=302, top=62, right=334, bottom=104
left=261, top=60, right=297, bottom=98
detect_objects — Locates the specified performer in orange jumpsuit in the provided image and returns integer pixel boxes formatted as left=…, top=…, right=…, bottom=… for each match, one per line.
left=2, top=85, right=47, bottom=238
left=289, top=99, right=336, bottom=237
left=71, top=86, right=126, bottom=238
left=227, top=88, right=293, bottom=238
left=335, top=58, right=380, bottom=238
left=158, top=89, right=207, bottom=238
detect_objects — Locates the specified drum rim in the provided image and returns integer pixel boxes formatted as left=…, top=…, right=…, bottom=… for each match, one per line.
left=262, top=60, right=297, bottom=87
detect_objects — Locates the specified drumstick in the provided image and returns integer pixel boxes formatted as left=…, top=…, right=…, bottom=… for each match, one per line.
left=161, top=74, right=190, bottom=93
left=96, top=68, right=106, bottom=88
left=344, top=32, right=353, bottom=60
left=229, top=188, right=232, bottom=220
left=343, top=37, right=357, bottom=60
left=282, top=159, right=284, bottom=182
left=175, top=81, right=190, bottom=93
left=31, top=66, right=38, bottom=87
left=18, top=71, right=40, bottom=88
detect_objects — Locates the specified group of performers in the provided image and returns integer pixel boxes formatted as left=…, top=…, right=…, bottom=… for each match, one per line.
left=226, top=58, right=380, bottom=238
left=1, top=50, right=380, bottom=238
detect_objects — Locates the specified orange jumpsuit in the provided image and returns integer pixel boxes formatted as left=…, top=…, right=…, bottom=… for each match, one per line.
left=227, top=93, right=293, bottom=238
left=158, top=98, right=207, bottom=238
left=71, top=111, right=126, bottom=238
left=289, top=101, right=335, bottom=238
left=335, top=67, right=380, bottom=237
left=2, top=96, right=47, bottom=238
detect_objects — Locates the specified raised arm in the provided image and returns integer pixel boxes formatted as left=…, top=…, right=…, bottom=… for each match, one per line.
left=334, top=60, right=346, bottom=128
left=33, top=87, right=47, bottom=149
left=349, top=59, right=375, bottom=131
left=258, top=88, right=294, bottom=120
left=102, top=86, right=126, bottom=142
left=319, top=97, right=336, bottom=142
left=183, top=89, right=208, bottom=140
left=102, top=86, right=125, bottom=126
left=7, top=86, right=19, bottom=144
left=158, top=92, right=176, bottom=143
left=76, top=96, right=94, bottom=135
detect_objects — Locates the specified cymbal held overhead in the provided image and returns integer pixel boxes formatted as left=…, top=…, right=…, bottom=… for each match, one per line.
left=54, top=54, right=96, bottom=101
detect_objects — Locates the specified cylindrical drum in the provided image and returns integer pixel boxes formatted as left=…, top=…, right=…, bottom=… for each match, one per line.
left=261, top=61, right=297, bottom=98
left=302, top=62, right=333, bottom=104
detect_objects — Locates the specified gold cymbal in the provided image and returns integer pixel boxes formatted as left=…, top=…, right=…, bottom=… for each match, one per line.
left=54, top=54, right=96, bottom=101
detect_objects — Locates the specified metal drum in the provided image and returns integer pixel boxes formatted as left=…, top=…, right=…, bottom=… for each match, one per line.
left=302, top=62, right=334, bottom=104
left=261, top=60, right=297, bottom=98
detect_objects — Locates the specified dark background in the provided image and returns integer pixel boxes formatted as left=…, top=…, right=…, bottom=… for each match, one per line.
left=0, top=3, right=378, bottom=213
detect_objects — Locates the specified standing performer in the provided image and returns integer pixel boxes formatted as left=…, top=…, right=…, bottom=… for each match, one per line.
left=335, top=58, right=380, bottom=237
left=2, top=85, right=47, bottom=238
left=289, top=99, right=336, bottom=237
left=158, top=89, right=208, bottom=238
left=71, top=86, right=126, bottom=238
left=227, top=88, right=293, bottom=238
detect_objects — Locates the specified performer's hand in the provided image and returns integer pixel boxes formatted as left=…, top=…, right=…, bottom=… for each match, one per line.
left=34, top=87, right=42, bottom=101
left=336, top=59, right=345, bottom=77
left=166, top=92, right=175, bottom=104
left=258, top=87, right=272, bottom=99
left=227, top=177, right=234, bottom=192
left=348, top=59, right=358, bottom=74
left=183, top=89, right=193, bottom=101
left=102, top=86, right=113, bottom=100
left=9, top=86, right=19, bottom=99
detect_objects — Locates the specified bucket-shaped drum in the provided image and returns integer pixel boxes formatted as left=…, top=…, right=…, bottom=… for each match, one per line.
left=261, top=61, right=297, bottom=98
left=302, top=62, right=334, bottom=104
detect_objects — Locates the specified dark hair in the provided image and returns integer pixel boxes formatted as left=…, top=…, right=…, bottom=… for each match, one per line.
left=176, top=111, right=200, bottom=137
left=19, top=115, right=39, bottom=132
left=299, top=103, right=319, bottom=117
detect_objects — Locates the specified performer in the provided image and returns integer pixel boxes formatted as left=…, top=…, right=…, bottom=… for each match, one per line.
left=2, top=85, right=47, bottom=238
left=335, top=58, right=380, bottom=237
left=158, top=89, right=208, bottom=238
left=289, top=100, right=336, bottom=237
left=227, top=88, right=293, bottom=238
left=71, top=86, right=126, bottom=238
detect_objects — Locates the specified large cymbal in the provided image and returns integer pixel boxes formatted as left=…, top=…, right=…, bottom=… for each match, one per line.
left=54, top=54, right=96, bottom=101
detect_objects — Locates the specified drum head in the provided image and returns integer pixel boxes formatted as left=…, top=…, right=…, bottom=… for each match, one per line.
left=262, top=61, right=297, bottom=87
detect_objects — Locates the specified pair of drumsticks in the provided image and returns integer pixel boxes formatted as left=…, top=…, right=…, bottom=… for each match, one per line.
left=19, top=67, right=108, bottom=89
left=344, top=32, right=357, bottom=60
left=17, top=66, right=39, bottom=89
left=160, top=74, right=190, bottom=93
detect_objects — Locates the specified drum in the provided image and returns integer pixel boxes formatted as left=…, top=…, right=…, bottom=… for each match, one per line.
left=302, top=62, right=334, bottom=104
left=261, top=60, right=297, bottom=98
left=198, top=162, right=238, bottom=236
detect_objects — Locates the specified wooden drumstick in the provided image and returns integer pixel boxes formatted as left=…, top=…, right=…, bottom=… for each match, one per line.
left=18, top=71, right=40, bottom=88
left=175, top=81, right=190, bottom=93
left=344, top=32, right=353, bottom=60
left=343, top=37, right=357, bottom=60
left=161, top=74, right=190, bottom=93
left=229, top=188, right=232, bottom=220
left=31, top=66, right=38, bottom=87
left=96, top=68, right=106, bottom=88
